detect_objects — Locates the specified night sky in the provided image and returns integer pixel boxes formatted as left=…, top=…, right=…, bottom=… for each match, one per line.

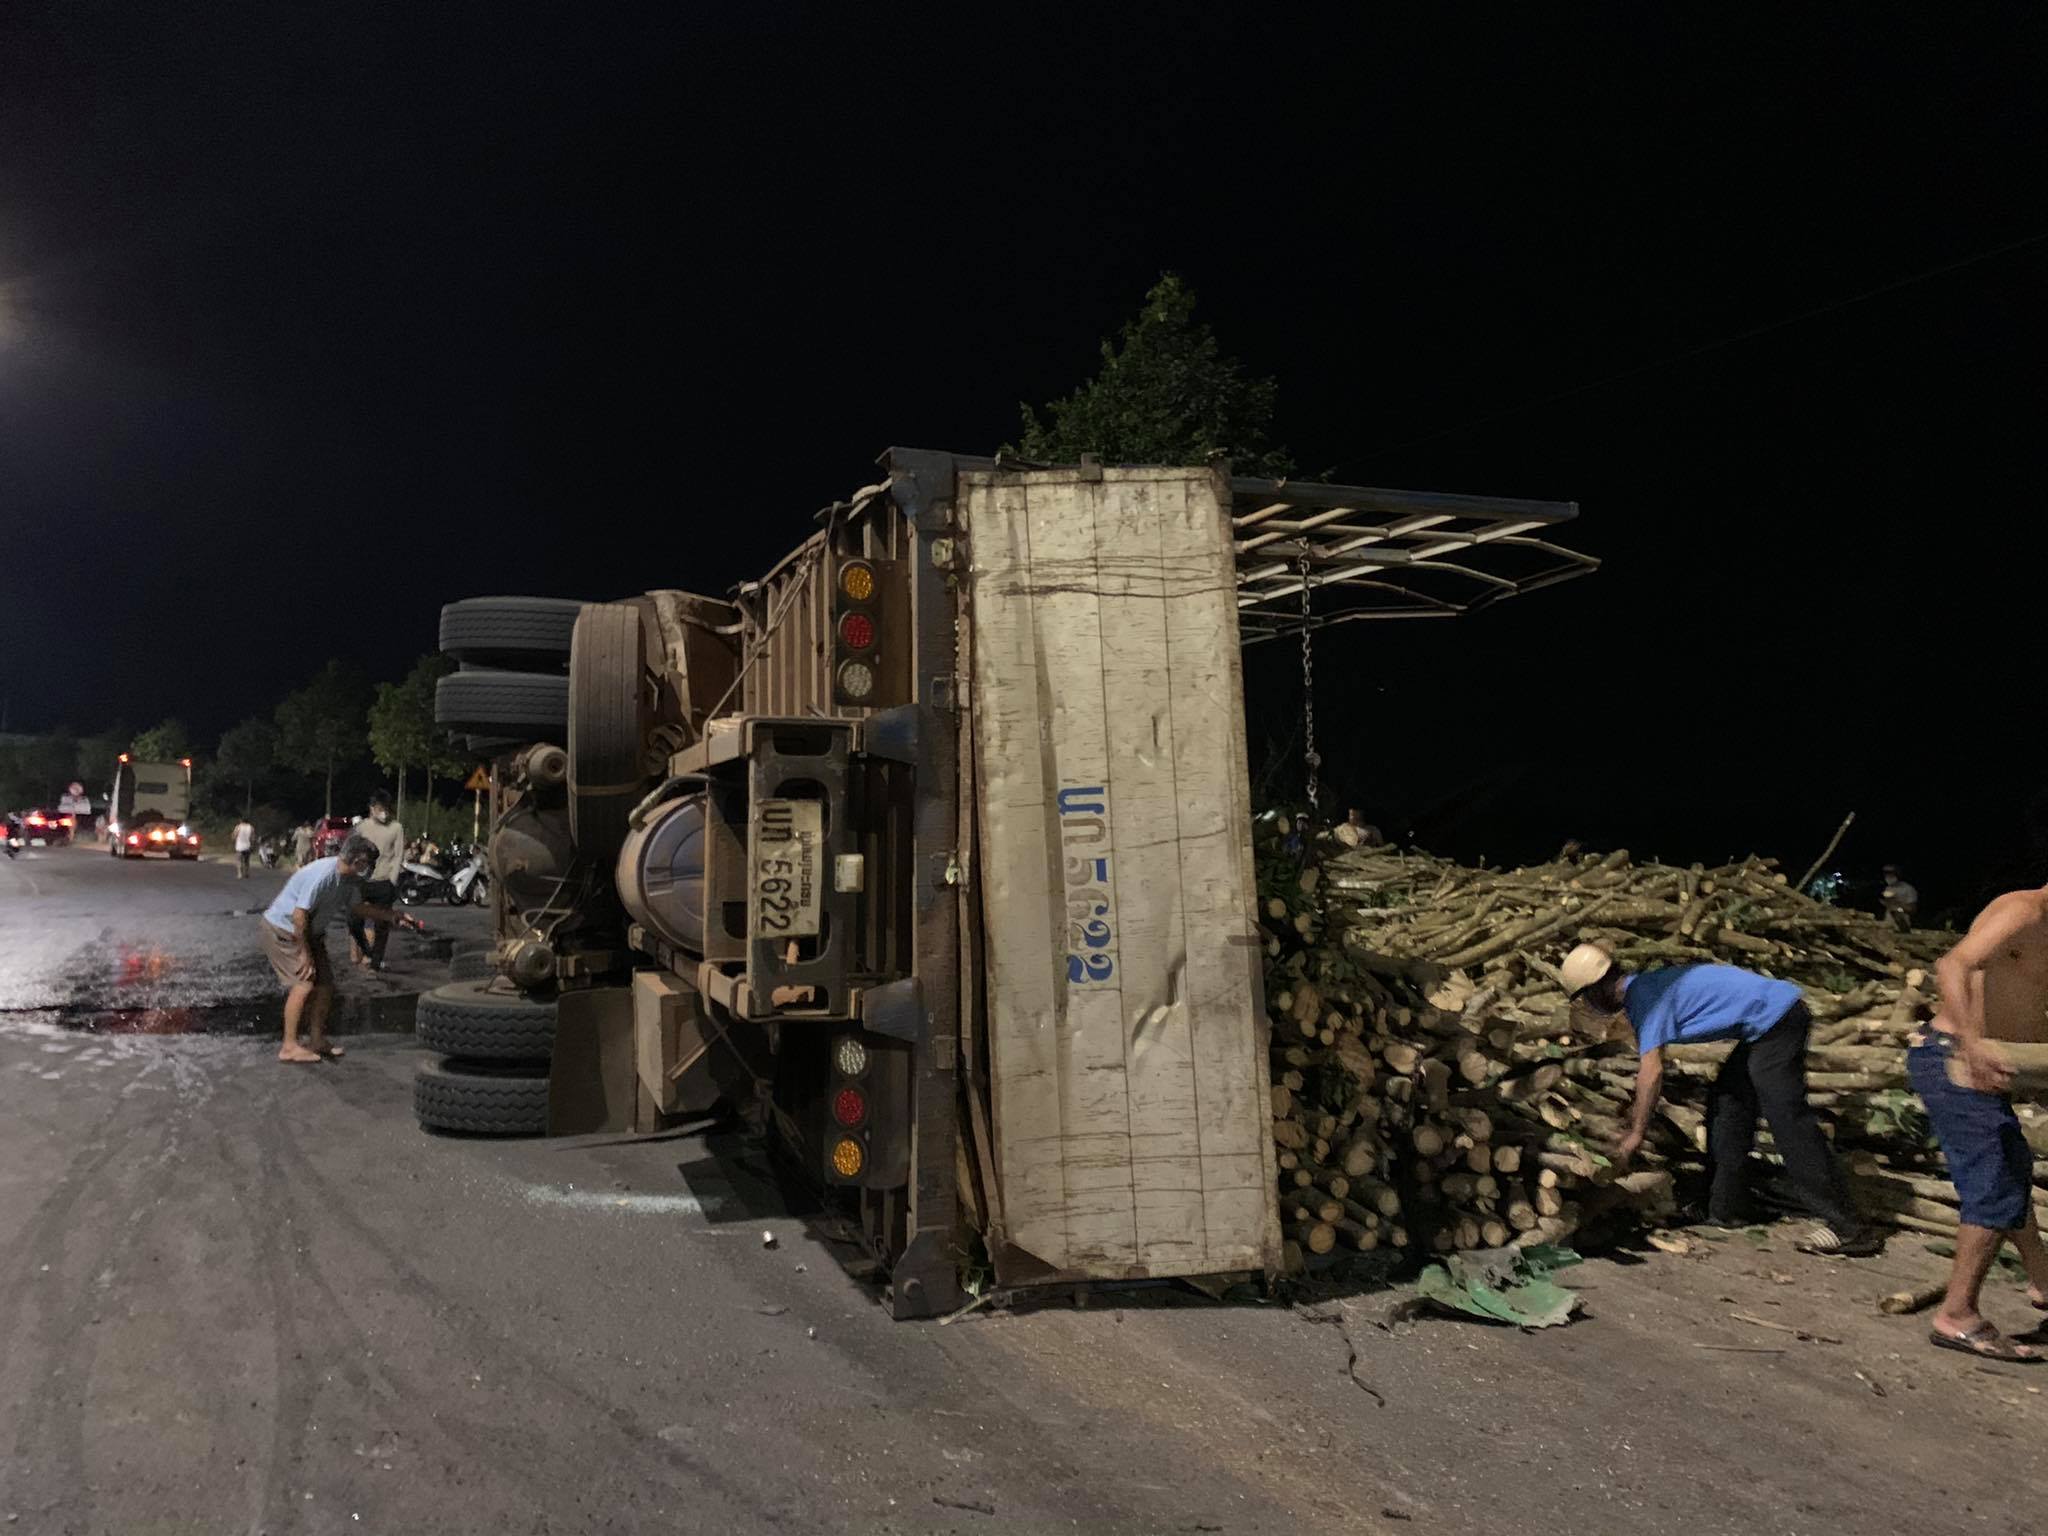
left=3, top=5, right=2042, bottom=912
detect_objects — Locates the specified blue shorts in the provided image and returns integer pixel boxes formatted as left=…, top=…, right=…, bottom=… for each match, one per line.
left=1908, top=1035, right=2034, bottom=1230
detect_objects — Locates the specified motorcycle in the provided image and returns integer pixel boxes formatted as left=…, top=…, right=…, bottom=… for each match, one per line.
left=396, top=842, right=490, bottom=906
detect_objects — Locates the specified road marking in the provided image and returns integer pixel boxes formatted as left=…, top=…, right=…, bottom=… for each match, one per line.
left=520, top=1186, right=706, bottom=1217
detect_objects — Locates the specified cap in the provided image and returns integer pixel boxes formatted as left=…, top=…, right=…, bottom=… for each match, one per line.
left=1560, top=942, right=1615, bottom=998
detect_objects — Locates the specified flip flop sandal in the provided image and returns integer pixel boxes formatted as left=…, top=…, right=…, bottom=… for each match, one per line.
left=1930, top=1323, right=2046, bottom=1363
left=1795, top=1224, right=1885, bottom=1258
left=313, top=1043, right=346, bottom=1060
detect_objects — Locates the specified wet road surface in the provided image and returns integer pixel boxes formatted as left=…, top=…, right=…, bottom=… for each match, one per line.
left=0, top=841, right=488, bottom=1035
left=4, top=845, right=2046, bottom=1534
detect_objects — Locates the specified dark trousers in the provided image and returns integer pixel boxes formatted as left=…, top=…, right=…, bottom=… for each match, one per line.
left=235, top=849, right=252, bottom=877
left=1704, top=1003, right=1858, bottom=1229
left=349, top=877, right=399, bottom=964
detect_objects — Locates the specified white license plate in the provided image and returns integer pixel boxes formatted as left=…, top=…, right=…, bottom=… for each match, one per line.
left=754, top=799, right=823, bottom=939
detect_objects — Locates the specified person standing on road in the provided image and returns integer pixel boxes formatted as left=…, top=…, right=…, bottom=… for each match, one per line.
left=232, top=816, right=257, bottom=879
left=347, top=791, right=407, bottom=970
left=1561, top=942, right=1882, bottom=1257
left=259, top=833, right=398, bottom=1063
left=1910, top=886, right=2048, bottom=1363
left=291, top=820, right=314, bottom=868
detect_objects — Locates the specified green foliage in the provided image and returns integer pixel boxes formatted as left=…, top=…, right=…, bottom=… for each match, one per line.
left=73, top=726, right=131, bottom=790
left=212, top=717, right=278, bottom=813
left=368, top=654, right=453, bottom=784
left=1006, top=274, right=1292, bottom=477
left=274, top=661, right=371, bottom=817
left=130, top=718, right=192, bottom=762
left=0, top=731, right=78, bottom=809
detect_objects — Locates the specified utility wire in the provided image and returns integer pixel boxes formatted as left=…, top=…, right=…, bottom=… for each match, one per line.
left=1371, top=228, right=2048, bottom=454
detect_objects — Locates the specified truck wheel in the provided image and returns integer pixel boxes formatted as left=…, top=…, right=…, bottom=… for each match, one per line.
left=436, top=669, right=569, bottom=736
left=413, top=1058, right=550, bottom=1136
left=438, top=596, right=585, bottom=669
left=449, top=948, right=497, bottom=982
left=569, top=602, right=648, bottom=870
left=415, top=979, right=556, bottom=1060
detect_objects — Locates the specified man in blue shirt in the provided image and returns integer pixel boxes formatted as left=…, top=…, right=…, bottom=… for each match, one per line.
left=1561, top=942, right=1878, bottom=1256
left=258, top=833, right=402, bottom=1063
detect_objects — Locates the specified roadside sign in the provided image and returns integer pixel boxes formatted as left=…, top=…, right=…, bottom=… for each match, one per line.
left=463, top=767, right=491, bottom=792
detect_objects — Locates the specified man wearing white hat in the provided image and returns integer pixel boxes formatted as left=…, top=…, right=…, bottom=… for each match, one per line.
left=1561, top=941, right=1879, bottom=1256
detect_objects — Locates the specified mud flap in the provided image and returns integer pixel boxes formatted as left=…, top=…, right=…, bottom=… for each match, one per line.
left=547, top=985, right=638, bottom=1134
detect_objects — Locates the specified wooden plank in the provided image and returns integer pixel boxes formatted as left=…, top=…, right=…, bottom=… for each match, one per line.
left=1164, top=472, right=1281, bottom=1270
left=1020, top=473, right=1138, bottom=1269
left=1094, top=473, right=1209, bottom=1269
left=971, top=475, right=1070, bottom=1266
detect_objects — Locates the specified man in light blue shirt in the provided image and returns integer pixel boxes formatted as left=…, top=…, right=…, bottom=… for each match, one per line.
left=258, top=834, right=399, bottom=1063
left=1561, top=942, right=1877, bottom=1256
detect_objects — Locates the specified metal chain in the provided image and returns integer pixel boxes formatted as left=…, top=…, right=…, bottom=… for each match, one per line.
left=1298, top=556, right=1320, bottom=810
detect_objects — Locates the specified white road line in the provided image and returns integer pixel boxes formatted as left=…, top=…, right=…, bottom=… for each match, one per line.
left=519, top=1186, right=707, bottom=1217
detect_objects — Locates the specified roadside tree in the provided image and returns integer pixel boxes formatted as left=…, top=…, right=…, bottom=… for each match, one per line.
left=274, top=662, right=370, bottom=819
left=1006, top=273, right=1292, bottom=477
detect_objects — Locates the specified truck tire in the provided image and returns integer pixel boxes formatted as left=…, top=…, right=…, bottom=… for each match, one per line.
left=413, top=1058, right=550, bottom=1135
left=436, top=669, right=569, bottom=736
left=568, top=603, right=648, bottom=870
left=438, top=597, right=585, bottom=669
left=449, top=948, right=497, bottom=982
left=415, top=979, right=556, bottom=1060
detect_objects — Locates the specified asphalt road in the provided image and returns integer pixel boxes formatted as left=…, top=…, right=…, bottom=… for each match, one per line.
left=4, top=845, right=2046, bottom=1535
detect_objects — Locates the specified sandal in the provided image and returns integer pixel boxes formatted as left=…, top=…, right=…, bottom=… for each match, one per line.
left=1930, top=1322, right=2045, bottom=1363
left=1795, top=1224, right=1885, bottom=1258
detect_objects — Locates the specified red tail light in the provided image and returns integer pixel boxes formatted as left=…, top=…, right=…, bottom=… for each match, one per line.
left=26, top=813, right=46, bottom=826
left=832, top=1086, right=867, bottom=1128
left=127, top=834, right=141, bottom=846
left=58, top=816, right=74, bottom=827
left=836, top=611, right=875, bottom=652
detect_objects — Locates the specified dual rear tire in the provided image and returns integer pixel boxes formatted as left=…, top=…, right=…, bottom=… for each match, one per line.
left=413, top=979, right=557, bottom=1136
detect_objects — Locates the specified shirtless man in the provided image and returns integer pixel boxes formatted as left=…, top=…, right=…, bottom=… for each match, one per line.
left=1913, top=885, right=2048, bottom=1362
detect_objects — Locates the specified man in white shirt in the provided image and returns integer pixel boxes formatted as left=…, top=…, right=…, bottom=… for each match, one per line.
left=232, top=817, right=257, bottom=879
left=258, top=834, right=399, bottom=1062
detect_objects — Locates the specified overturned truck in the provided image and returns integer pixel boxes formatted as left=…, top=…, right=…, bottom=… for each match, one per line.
left=419, top=449, right=1595, bottom=1317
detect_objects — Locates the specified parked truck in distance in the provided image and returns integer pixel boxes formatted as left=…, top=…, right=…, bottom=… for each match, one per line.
left=107, top=755, right=199, bottom=859
left=421, top=449, right=1593, bottom=1316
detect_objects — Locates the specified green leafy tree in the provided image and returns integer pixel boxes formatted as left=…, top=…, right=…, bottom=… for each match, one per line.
left=274, top=661, right=370, bottom=818
left=1007, top=273, right=1292, bottom=476
left=74, top=725, right=132, bottom=795
left=0, top=731, right=79, bottom=809
left=368, top=654, right=456, bottom=824
left=130, top=718, right=192, bottom=763
left=213, top=717, right=278, bottom=814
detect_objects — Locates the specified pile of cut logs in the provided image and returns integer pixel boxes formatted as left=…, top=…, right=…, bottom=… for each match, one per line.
left=1256, top=822, right=2047, bottom=1270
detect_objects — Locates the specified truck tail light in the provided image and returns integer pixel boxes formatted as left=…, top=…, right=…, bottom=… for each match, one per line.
left=836, top=611, right=875, bottom=652
left=822, top=1028, right=908, bottom=1188
left=835, top=660, right=875, bottom=701
left=830, top=556, right=903, bottom=707
left=837, top=561, right=875, bottom=602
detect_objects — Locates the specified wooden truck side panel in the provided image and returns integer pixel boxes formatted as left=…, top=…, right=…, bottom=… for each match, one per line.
left=964, top=465, right=1282, bottom=1282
